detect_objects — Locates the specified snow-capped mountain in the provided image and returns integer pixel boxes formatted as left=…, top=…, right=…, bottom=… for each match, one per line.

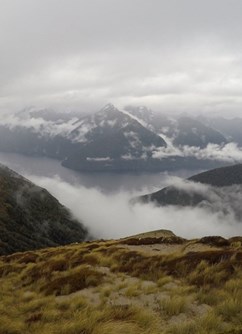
left=0, top=104, right=169, bottom=172
left=125, top=106, right=227, bottom=148
left=62, top=104, right=168, bottom=171
left=171, top=116, right=227, bottom=148
left=0, top=104, right=241, bottom=172
left=0, top=108, right=81, bottom=159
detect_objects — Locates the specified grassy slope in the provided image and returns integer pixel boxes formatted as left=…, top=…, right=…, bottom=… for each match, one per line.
left=0, top=233, right=241, bottom=334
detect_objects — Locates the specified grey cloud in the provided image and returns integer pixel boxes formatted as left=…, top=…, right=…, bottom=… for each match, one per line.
left=1, top=1, right=242, bottom=114
left=0, top=114, right=78, bottom=138
left=162, top=176, right=210, bottom=196
left=152, top=142, right=242, bottom=163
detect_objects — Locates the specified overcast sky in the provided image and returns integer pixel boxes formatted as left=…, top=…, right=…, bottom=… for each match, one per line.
left=1, top=0, right=242, bottom=115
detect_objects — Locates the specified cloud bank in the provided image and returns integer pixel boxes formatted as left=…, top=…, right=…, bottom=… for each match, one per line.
left=161, top=176, right=242, bottom=219
left=1, top=0, right=242, bottom=115
left=28, top=175, right=241, bottom=240
left=0, top=113, right=79, bottom=138
left=153, top=142, right=242, bottom=163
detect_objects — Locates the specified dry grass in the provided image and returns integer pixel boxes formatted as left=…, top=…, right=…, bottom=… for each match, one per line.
left=0, top=234, right=241, bottom=333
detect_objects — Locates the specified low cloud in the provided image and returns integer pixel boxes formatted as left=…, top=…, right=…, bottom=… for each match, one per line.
left=2, top=111, right=242, bottom=163
left=163, top=176, right=210, bottom=195
left=182, top=143, right=242, bottom=162
left=164, top=176, right=242, bottom=220
left=153, top=142, right=242, bottom=163
left=0, top=113, right=78, bottom=138
left=27, top=174, right=241, bottom=240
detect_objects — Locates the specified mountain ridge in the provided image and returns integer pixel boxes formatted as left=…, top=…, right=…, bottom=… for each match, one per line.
left=0, top=104, right=241, bottom=172
left=139, top=164, right=242, bottom=211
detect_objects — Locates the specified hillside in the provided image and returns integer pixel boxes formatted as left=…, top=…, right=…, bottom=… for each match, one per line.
left=139, top=164, right=242, bottom=208
left=0, top=164, right=88, bottom=255
left=188, top=164, right=242, bottom=186
left=0, top=231, right=241, bottom=333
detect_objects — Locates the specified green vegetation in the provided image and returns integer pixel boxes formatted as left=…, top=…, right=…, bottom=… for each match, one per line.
left=0, top=234, right=241, bottom=333
left=0, top=165, right=88, bottom=255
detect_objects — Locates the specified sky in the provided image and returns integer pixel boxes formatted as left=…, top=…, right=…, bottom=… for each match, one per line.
left=1, top=0, right=242, bottom=115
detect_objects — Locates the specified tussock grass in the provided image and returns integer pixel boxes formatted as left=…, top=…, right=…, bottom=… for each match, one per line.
left=125, top=282, right=142, bottom=297
left=161, top=295, right=189, bottom=316
left=166, top=312, right=227, bottom=334
left=166, top=321, right=197, bottom=334
left=157, top=275, right=173, bottom=287
left=186, top=260, right=232, bottom=287
left=197, top=311, right=224, bottom=331
left=216, top=298, right=242, bottom=323
left=40, top=264, right=104, bottom=296
left=196, top=288, right=222, bottom=306
left=0, top=315, right=25, bottom=334
left=0, top=235, right=241, bottom=333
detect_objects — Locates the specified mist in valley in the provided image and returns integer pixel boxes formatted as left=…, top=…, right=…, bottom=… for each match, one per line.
left=28, top=173, right=241, bottom=240
left=0, top=145, right=241, bottom=241
left=0, top=152, right=240, bottom=239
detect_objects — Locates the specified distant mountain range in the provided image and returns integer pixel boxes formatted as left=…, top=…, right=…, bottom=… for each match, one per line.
left=0, top=104, right=240, bottom=172
left=0, top=164, right=88, bottom=255
left=199, top=116, right=242, bottom=146
left=124, top=106, right=227, bottom=148
left=139, top=164, right=242, bottom=219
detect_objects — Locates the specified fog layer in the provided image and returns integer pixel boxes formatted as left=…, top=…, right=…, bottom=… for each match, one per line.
left=28, top=175, right=241, bottom=239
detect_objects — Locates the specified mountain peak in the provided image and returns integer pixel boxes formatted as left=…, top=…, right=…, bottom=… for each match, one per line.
left=101, top=103, right=117, bottom=112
